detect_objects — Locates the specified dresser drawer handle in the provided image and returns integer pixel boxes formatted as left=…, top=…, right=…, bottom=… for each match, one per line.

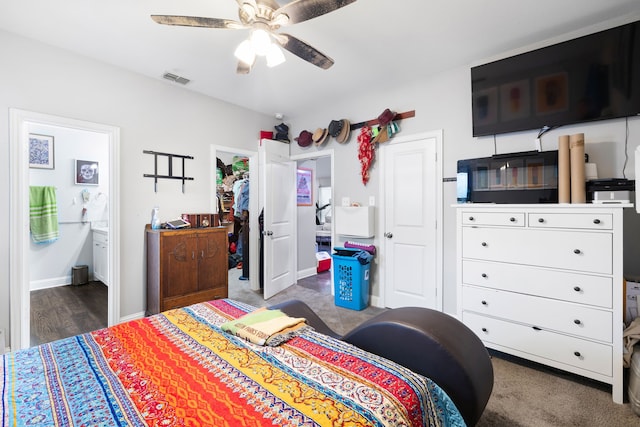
left=468, top=216, right=475, bottom=221
left=574, top=351, right=582, bottom=358
left=509, top=217, right=516, bottom=222
left=481, top=327, right=488, bottom=333
left=593, top=218, right=601, bottom=224
left=573, top=249, right=581, bottom=255
left=574, top=319, right=582, bottom=325
left=481, top=242, right=488, bottom=247
left=481, top=273, right=488, bottom=278
left=532, top=326, right=542, bottom=331
left=573, top=286, right=582, bottom=292
left=538, top=218, right=545, bottom=223
left=481, top=300, right=488, bottom=306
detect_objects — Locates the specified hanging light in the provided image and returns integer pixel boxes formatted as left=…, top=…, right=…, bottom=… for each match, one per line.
left=266, top=43, right=285, bottom=68
left=235, top=26, right=286, bottom=70
left=234, top=39, right=256, bottom=66
left=250, top=28, right=272, bottom=56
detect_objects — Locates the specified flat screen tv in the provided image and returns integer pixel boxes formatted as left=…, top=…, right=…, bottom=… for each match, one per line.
left=472, top=20, right=640, bottom=137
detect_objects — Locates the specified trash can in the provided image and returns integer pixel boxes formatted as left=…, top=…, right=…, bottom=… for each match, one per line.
left=72, top=265, right=88, bottom=286
left=331, top=247, right=370, bottom=310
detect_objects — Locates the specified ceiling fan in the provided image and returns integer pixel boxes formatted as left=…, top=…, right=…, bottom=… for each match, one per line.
left=151, top=0, right=357, bottom=74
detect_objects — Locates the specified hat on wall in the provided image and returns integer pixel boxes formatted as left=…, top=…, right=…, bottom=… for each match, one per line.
left=312, top=128, right=328, bottom=146
left=295, top=130, right=313, bottom=147
left=328, top=120, right=343, bottom=138
left=377, top=108, right=396, bottom=127
left=336, top=119, right=351, bottom=143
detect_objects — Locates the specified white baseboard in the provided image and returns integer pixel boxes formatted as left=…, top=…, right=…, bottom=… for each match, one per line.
left=297, top=267, right=318, bottom=280
left=119, top=311, right=145, bottom=324
left=30, top=276, right=71, bottom=291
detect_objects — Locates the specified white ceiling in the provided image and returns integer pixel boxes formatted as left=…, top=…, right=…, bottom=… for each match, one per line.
left=1, top=0, right=639, bottom=118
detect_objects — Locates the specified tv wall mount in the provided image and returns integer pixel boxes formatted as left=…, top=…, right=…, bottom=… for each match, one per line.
left=143, top=150, right=194, bottom=193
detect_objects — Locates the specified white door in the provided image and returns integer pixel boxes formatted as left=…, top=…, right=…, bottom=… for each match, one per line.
left=260, top=140, right=296, bottom=299
left=382, top=131, right=442, bottom=309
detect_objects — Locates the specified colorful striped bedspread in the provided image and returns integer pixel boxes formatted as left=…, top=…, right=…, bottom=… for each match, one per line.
left=2, top=299, right=465, bottom=426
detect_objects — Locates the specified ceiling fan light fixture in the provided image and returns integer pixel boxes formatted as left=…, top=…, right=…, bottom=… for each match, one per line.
left=250, top=28, right=272, bottom=56
left=234, top=39, right=256, bottom=65
left=266, top=44, right=286, bottom=68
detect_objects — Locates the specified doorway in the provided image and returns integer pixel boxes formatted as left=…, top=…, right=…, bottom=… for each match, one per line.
left=292, top=150, right=334, bottom=284
left=211, top=145, right=259, bottom=295
left=9, top=109, right=120, bottom=350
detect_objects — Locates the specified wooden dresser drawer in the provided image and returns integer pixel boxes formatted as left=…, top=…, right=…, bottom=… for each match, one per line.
left=463, top=311, right=612, bottom=377
left=461, top=285, right=613, bottom=342
left=462, top=211, right=525, bottom=227
left=462, top=227, right=612, bottom=274
left=528, top=212, right=613, bottom=230
left=462, top=260, right=613, bottom=308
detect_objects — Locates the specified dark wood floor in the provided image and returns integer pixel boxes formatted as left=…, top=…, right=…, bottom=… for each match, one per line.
left=30, top=281, right=108, bottom=347
left=28, top=271, right=330, bottom=347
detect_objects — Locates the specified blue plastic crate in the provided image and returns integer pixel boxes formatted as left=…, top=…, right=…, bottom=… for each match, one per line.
left=331, top=248, right=370, bottom=310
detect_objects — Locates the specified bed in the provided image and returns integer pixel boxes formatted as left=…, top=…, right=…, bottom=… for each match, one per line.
left=1, top=298, right=493, bottom=426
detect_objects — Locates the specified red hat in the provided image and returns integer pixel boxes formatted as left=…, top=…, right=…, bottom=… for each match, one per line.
left=377, top=108, right=396, bottom=127
left=295, top=130, right=313, bottom=147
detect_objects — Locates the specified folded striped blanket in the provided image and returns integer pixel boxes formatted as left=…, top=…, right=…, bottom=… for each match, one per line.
left=221, top=306, right=311, bottom=346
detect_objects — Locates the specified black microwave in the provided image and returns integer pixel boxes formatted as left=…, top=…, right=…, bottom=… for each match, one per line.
left=457, top=150, right=558, bottom=204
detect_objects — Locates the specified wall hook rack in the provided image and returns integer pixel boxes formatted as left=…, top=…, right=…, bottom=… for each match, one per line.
left=143, top=150, right=194, bottom=193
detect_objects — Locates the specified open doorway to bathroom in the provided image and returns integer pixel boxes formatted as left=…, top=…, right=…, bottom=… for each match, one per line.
left=294, top=151, right=334, bottom=295
left=28, top=123, right=110, bottom=346
left=10, top=109, right=120, bottom=351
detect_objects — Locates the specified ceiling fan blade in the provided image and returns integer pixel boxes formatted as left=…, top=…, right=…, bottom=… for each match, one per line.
left=151, top=15, right=246, bottom=30
left=273, top=0, right=357, bottom=25
left=275, top=33, right=334, bottom=69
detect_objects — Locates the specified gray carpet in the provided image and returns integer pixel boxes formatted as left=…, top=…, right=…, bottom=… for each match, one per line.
left=228, top=269, right=640, bottom=426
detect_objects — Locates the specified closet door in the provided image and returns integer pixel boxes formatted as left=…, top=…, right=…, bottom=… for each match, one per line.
left=260, top=139, right=296, bottom=299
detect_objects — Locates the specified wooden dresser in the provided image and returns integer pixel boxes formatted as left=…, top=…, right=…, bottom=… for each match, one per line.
left=146, top=227, right=228, bottom=316
left=456, top=204, right=630, bottom=404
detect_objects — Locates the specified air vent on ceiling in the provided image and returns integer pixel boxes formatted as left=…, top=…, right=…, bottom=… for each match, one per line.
left=162, top=72, right=190, bottom=85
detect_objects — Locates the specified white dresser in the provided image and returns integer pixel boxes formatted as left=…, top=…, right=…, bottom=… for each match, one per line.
left=455, top=204, right=630, bottom=404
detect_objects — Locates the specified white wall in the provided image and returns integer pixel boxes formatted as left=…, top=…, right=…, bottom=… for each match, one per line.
left=0, top=30, right=275, bottom=347
left=288, top=52, right=640, bottom=314
left=29, top=123, right=109, bottom=289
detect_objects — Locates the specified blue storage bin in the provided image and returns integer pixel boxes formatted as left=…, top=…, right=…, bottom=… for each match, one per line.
left=331, top=248, right=370, bottom=310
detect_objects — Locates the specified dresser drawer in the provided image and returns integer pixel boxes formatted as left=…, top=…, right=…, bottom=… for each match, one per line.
left=462, top=260, right=613, bottom=308
left=462, top=227, right=612, bottom=274
left=528, top=212, right=612, bottom=230
left=461, top=211, right=525, bottom=227
left=461, top=285, right=613, bottom=342
left=463, top=311, right=612, bottom=376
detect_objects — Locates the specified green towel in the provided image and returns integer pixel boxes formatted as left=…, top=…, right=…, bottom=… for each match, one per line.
left=30, top=186, right=59, bottom=243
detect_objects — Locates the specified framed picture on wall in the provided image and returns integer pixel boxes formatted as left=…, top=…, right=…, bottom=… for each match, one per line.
left=75, top=159, right=99, bottom=185
left=29, top=134, right=55, bottom=169
left=296, top=168, right=313, bottom=206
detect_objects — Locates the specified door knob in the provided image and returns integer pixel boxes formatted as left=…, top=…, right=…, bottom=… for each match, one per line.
left=384, top=232, right=393, bottom=238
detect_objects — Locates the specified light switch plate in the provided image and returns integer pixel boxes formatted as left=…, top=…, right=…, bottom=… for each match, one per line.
left=342, top=197, right=350, bottom=207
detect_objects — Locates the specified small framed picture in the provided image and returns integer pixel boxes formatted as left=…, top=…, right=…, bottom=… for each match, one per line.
left=75, top=159, right=99, bottom=185
left=296, top=168, right=313, bottom=206
left=29, top=134, right=55, bottom=169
